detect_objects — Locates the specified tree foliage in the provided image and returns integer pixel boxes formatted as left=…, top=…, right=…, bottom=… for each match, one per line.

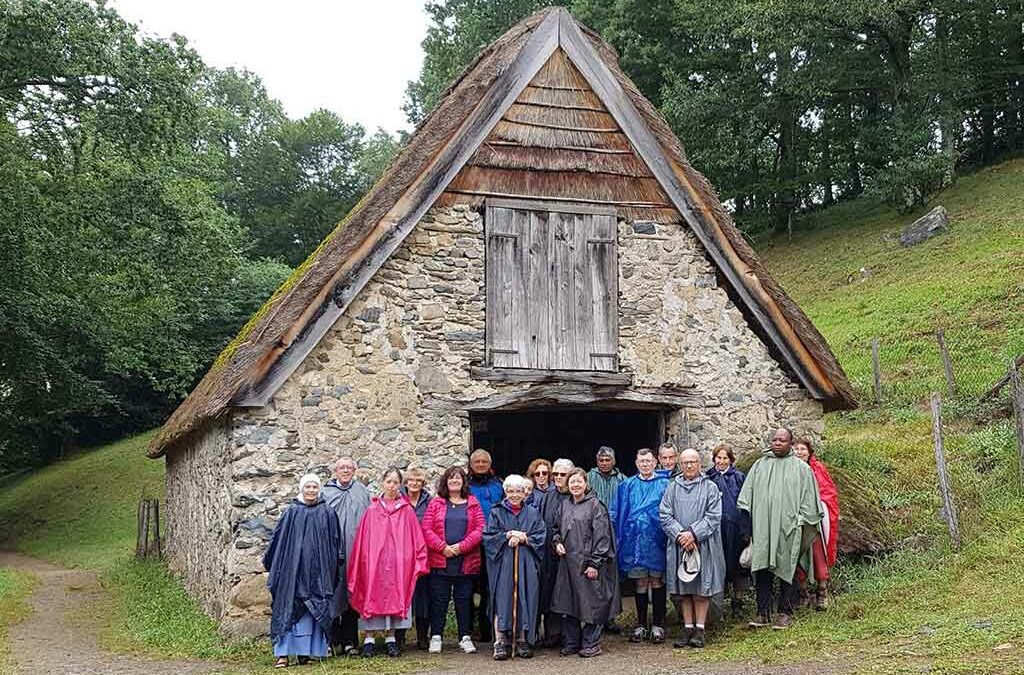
left=0, top=0, right=397, bottom=470
left=407, top=0, right=1024, bottom=226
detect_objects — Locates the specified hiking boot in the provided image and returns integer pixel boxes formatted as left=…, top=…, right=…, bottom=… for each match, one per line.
left=459, top=636, right=477, bottom=654
left=385, top=641, right=400, bottom=658
left=493, top=642, right=510, bottom=661
left=816, top=588, right=829, bottom=611
left=673, top=628, right=693, bottom=648
left=688, top=628, right=705, bottom=648
left=428, top=635, right=442, bottom=654
left=560, top=646, right=580, bottom=656
left=604, top=619, right=622, bottom=635
left=748, top=614, right=770, bottom=628
left=772, top=613, right=793, bottom=630
left=515, top=641, right=533, bottom=658
left=579, top=646, right=602, bottom=657
left=650, top=626, right=665, bottom=644
left=360, top=643, right=375, bottom=658
left=629, top=625, right=648, bottom=643
left=342, top=645, right=360, bottom=657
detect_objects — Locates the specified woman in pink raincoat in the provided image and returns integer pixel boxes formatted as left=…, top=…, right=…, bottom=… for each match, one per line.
left=347, top=467, right=429, bottom=657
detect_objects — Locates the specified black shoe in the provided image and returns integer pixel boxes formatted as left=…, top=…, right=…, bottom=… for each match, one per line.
left=515, top=641, right=533, bottom=658
left=386, top=642, right=400, bottom=658
left=731, top=599, right=744, bottom=619
left=361, top=643, right=375, bottom=658
left=540, top=634, right=563, bottom=649
left=604, top=620, right=622, bottom=635
left=579, top=646, right=602, bottom=657
left=493, top=642, right=510, bottom=661
left=560, top=646, right=580, bottom=656
left=688, top=628, right=705, bottom=648
left=673, top=628, right=693, bottom=648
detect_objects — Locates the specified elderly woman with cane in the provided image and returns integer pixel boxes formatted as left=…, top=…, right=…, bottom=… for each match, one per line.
left=483, top=474, right=547, bottom=660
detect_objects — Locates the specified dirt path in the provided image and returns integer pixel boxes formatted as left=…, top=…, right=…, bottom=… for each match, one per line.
left=414, top=641, right=848, bottom=675
left=0, top=551, right=220, bottom=675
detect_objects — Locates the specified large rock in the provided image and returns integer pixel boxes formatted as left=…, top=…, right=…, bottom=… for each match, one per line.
left=228, top=572, right=271, bottom=609
left=900, top=205, right=949, bottom=247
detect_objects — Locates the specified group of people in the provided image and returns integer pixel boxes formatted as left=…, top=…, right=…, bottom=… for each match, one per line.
left=262, top=428, right=840, bottom=667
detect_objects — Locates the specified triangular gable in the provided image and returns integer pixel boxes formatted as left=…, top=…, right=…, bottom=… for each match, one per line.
left=149, top=7, right=855, bottom=458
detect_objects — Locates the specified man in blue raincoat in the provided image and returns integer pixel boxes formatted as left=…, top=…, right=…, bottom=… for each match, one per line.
left=611, top=448, right=670, bottom=644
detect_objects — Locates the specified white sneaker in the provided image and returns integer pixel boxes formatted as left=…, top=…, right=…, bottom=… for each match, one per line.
left=459, top=635, right=477, bottom=654
left=429, top=635, right=442, bottom=654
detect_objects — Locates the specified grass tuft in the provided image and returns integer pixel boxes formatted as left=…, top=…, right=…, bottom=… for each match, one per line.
left=0, top=568, right=35, bottom=675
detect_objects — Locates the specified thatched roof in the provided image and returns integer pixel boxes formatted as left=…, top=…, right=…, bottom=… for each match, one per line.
left=148, top=7, right=855, bottom=459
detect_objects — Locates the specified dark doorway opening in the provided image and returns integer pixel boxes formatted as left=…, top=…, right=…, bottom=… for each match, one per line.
left=470, top=408, right=665, bottom=478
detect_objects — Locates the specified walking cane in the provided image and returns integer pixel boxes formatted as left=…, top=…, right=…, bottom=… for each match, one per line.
left=511, top=543, right=519, bottom=659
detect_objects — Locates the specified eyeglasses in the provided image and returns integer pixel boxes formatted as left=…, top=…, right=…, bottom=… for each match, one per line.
left=680, top=460, right=700, bottom=465
left=551, top=472, right=567, bottom=477
left=533, top=470, right=549, bottom=476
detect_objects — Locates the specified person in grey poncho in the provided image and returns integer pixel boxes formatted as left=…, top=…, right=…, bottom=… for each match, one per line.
left=659, top=448, right=724, bottom=649
left=551, top=468, right=621, bottom=658
left=321, top=456, right=371, bottom=655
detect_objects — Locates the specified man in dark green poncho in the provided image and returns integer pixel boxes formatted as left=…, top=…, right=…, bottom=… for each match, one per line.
left=737, top=428, right=823, bottom=630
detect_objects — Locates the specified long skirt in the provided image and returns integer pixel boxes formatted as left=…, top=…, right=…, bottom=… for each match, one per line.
left=358, top=609, right=413, bottom=632
left=273, top=610, right=329, bottom=658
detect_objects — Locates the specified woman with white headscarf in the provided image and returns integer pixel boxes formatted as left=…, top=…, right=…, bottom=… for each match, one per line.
left=263, top=473, right=341, bottom=668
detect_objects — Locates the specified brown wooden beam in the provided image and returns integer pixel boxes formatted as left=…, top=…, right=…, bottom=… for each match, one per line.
left=470, top=366, right=632, bottom=385
left=425, top=382, right=704, bottom=412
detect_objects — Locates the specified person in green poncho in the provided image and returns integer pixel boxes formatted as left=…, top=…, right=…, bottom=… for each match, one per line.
left=737, top=428, right=823, bottom=630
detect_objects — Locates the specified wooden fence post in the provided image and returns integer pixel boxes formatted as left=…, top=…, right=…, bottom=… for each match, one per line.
left=1009, top=361, right=1024, bottom=490
left=929, top=393, right=961, bottom=550
left=135, top=499, right=147, bottom=559
left=152, top=499, right=162, bottom=558
left=871, top=338, right=883, bottom=404
left=935, top=329, right=956, bottom=397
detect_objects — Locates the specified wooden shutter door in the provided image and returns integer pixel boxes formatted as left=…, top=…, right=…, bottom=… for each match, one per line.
left=486, top=200, right=618, bottom=371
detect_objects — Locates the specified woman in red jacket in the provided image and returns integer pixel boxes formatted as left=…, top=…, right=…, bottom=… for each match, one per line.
left=421, top=465, right=485, bottom=654
left=794, top=438, right=840, bottom=610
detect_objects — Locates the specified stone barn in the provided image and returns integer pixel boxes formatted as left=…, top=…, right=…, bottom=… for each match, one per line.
left=148, top=7, right=856, bottom=637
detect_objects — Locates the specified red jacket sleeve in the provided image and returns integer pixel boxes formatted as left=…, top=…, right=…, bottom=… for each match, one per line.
left=459, top=496, right=485, bottom=553
left=421, top=498, right=448, bottom=552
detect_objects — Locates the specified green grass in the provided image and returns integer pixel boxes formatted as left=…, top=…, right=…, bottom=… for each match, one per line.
left=760, top=158, right=1024, bottom=406
left=0, top=432, right=164, bottom=570
left=0, top=568, right=35, bottom=675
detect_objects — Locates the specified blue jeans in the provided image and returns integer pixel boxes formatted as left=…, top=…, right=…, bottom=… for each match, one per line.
left=429, top=572, right=473, bottom=637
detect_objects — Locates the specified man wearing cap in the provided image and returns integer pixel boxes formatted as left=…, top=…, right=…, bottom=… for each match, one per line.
left=737, top=428, right=823, bottom=630
left=659, top=448, right=725, bottom=648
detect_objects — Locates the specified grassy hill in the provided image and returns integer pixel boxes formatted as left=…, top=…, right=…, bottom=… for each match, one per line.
left=1, top=159, right=1023, bottom=674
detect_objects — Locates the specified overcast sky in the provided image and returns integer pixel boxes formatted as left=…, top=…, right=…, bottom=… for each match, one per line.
left=110, top=0, right=428, bottom=134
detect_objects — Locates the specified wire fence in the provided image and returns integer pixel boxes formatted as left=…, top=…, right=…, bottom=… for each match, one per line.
left=830, top=323, right=1024, bottom=416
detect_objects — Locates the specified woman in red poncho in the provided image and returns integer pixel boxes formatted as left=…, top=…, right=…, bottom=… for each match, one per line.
left=347, top=467, right=429, bottom=657
left=793, top=438, right=840, bottom=610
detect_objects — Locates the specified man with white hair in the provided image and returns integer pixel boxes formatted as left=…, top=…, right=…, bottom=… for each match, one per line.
left=659, top=448, right=725, bottom=648
left=322, top=456, right=371, bottom=655
left=537, top=458, right=573, bottom=647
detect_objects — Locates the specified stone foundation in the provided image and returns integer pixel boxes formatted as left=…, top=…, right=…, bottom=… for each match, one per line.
left=165, top=204, right=823, bottom=637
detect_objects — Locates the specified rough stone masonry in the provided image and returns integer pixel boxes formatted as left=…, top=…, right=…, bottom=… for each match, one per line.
left=165, top=205, right=823, bottom=637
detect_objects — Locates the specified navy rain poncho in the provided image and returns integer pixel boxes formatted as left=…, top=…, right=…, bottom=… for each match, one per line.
left=705, top=465, right=751, bottom=580
left=263, top=496, right=341, bottom=642
left=483, top=499, right=547, bottom=643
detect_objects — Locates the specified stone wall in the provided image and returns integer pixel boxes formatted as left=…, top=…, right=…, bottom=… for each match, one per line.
left=178, top=204, right=822, bottom=636
left=164, top=416, right=235, bottom=628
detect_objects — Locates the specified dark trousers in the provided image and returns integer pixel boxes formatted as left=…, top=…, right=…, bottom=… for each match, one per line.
left=333, top=608, right=359, bottom=649
left=429, top=572, right=474, bottom=637
left=562, top=617, right=602, bottom=651
left=755, top=570, right=798, bottom=616
left=473, top=568, right=492, bottom=641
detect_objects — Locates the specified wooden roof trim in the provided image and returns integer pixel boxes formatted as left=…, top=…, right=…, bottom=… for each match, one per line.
left=232, top=11, right=562, bottom=407
left=444, top=189, right=670, bottom=209
left=555, top=8, right=827, bottom=399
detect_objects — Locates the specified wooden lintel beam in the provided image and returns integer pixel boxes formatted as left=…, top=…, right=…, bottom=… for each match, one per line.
left=470, top=366, right=632, bottom=385
left=425, top=382, right=704, bottom=412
